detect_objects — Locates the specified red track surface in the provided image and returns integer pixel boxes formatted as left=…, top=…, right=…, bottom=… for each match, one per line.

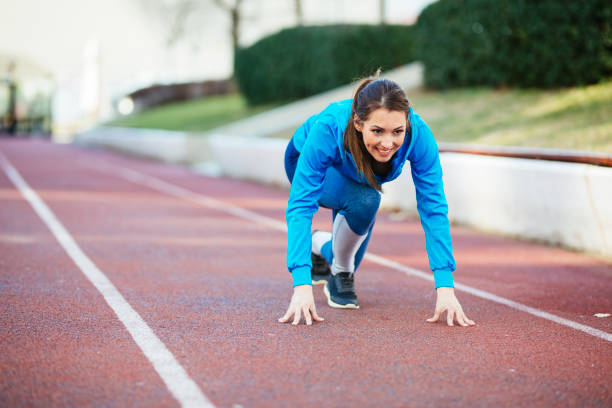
left=1, top=138, right=611, bottom=407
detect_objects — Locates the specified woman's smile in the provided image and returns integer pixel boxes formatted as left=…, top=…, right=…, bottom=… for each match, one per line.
left=374, top=145, right=395, bottom=157
left=355, top=108, right=407, bottom=163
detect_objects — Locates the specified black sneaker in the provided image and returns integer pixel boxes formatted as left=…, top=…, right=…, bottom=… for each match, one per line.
left=323, top=272, right=359, bottom=309
left=311, top=253, right=331, bottom=285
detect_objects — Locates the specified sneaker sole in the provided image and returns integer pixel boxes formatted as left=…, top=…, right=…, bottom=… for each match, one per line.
left=311, top=275, right=331, bottom=285
left=323, top=282, right=359, bottom=309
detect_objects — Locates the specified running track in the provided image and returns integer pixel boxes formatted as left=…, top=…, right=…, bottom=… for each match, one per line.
left=1, top=138, right=611, bottom=407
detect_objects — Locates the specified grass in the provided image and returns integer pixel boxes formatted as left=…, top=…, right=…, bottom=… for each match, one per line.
left=269, top=80, right=612, bottom=153
left=108, top=81, right=612, bottom=153
left=107, top=93, right=278, bottom=132
left=408, top=80, right=612, bottom=153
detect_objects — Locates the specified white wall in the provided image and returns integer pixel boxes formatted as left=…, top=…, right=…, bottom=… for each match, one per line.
left=207, top=137, right=612, bottom=257
left=383, top=154, right=612, bottom=256
left=210, top=136, right=612, bottom=257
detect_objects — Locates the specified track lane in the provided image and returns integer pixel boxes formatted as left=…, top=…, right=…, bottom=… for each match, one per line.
left=75, top=145, right=612, bottom=337
left=1, top=139, right=611, bottom=407
left=0, top=159, right=179, bottom=407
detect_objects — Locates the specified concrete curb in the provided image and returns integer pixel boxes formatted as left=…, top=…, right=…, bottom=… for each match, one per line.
left=74, top=127, right=213, bottom=164
left=384, top=154, right=612, bottom=257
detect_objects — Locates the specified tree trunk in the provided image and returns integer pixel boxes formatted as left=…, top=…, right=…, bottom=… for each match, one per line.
left=231, top=6, right=239, bottom=52
left=212, top=0, right=243, bottom=54
left=295, top=0, right=303, bottom=25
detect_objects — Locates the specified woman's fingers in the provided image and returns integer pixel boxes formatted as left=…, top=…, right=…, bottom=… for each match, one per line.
left=427, top=291, right=475, bottom=327
left=427, top=307, right=476, bottom=327
left=455, top=311, right=468, bottom=327
left=455, top=305, right=475, bottom=326
left=303, top=305, right=312, bottom=326
left=310, top=304, right=324, bottom=322
left=280, top=303, right=323, bottom=326
left=280, top=285, right=323, bottom=326
left=278, top=306, right=294, bottom=323
left=446, top=308, right=455, bottom=326
left=426, top=307, right=443, bottom=323
left=292, top=306, right=302, bottom=325
left=461, top=312, right=476, bottom=326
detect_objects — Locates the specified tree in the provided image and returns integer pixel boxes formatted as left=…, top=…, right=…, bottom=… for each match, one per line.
left=379, top=0, right=386, bottom=24
left=137, top=0, right=202, bottom=48
left=137, top=0, right=249, bottom=76
left=211, top=0, right=244, bottom=53
left=295, top=0, right=303, bottom=25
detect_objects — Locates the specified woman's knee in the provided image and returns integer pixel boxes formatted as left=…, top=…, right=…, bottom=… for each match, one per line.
left=362, top=187, right=382, bottom=214
left=344, top=187, right=380, bottom=234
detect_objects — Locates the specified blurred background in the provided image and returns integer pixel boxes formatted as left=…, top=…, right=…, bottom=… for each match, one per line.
left=0, top=0, right=434, bottom=140
left=1, top=0, right=610, bottom=152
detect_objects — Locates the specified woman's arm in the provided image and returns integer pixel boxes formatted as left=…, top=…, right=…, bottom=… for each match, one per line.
left=280, top=116, right=339, bottom=325
left=409, top=118, right=475, bottom=327
left=409, top=119, right=456, bottom=289
left=285, top=118, right=338, bottom=286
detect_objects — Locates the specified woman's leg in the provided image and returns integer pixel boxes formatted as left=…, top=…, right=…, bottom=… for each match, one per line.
left=285, top=141, right=379, bottom=294
left=316, top=168, right=380, bottom=308
left=318, top=167, right=381, bottom=275
left=319, top=217, right=374, bottom=273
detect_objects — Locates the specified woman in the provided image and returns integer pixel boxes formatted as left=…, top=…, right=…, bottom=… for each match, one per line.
left=278, top=72, right=475, bottom=328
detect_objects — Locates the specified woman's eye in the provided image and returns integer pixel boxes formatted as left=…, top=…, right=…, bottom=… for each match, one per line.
left=372, top=129, right=382, bottom=134
left=394, top=130, right=403, bottom=134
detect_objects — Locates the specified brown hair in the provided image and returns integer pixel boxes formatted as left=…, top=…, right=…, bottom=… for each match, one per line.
left=343, top=71, right=410, bottom=191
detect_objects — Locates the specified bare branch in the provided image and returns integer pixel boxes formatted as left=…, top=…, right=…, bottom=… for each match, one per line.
left=167, top=1, right=198, bottom=46
left=211, top=0, right=230, bottom=10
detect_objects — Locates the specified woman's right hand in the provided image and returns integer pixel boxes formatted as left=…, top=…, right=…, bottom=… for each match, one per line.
left=278, top=284, right=324, bottom=326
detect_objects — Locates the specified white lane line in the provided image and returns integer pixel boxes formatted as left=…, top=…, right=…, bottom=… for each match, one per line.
left=82, top=159, right=612, bottom=343
left=117, top=164, right=287, bottom=232
left=365, top=254, right=612, bottom=342
left=0, top=152, right=215, bottom=408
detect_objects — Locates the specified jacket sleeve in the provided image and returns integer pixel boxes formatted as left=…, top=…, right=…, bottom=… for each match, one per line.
left=286, top=117, right=338, bottom=286
left=409, top=120, right=456, bottom=289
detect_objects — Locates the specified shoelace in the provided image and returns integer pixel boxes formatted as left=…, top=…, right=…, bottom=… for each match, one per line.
left=336, top=272, right=354, bottom=291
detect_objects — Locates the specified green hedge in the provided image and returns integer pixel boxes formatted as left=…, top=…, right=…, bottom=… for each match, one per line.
left=235, top=24, right=414, bottom=105
left=414, top=0, right=612, bottom=89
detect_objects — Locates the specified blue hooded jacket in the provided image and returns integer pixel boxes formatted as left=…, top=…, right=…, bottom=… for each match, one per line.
left=286, top=99, right=456, bottom=289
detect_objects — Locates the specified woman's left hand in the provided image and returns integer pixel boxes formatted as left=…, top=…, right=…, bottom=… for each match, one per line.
left=427, top=287, right=475, bottom=327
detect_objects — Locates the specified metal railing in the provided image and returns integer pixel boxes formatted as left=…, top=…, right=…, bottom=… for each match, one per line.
left=438, top=142, right=612, bottom=168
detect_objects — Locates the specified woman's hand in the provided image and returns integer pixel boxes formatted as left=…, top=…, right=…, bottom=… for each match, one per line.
left=427, top=287, right=475, bottom=327
left=278, top=284, right=324, bottom=326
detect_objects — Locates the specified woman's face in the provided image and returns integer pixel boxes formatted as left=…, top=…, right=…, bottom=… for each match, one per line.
left=354, top=108, right=407, bottom=163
